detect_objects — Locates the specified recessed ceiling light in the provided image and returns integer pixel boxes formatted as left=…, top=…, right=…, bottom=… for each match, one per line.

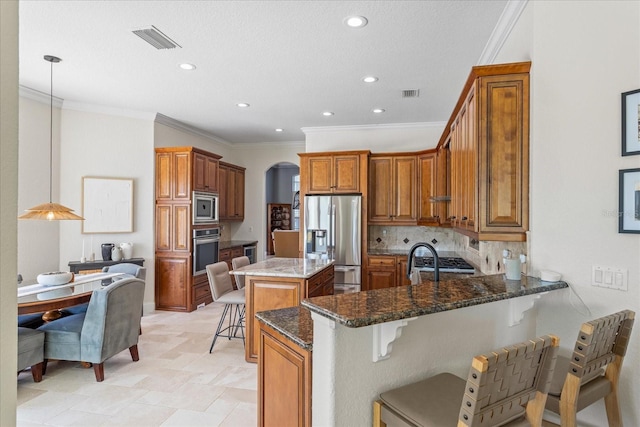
left=179, top=63, right=196, bottom=70
left=236, top=103, right=250, bottom=108
left=344, top=16, right=368, bottom=28
left=363, top=76, right=378, bottom=83
left=322, top=111, right=334, bottom=116
left=372, top=108, right=386, bottom=114
left=275, top=128, right=284, bottom=132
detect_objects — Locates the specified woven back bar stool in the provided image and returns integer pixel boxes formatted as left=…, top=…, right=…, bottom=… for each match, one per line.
left=543, top=309, right=634, bottom=427
left=373, top=334, right=559, bottom=427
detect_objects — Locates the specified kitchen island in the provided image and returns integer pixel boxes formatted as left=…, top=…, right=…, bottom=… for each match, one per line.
left=231, top=257, right=333, bottom=363
left=256, top=273, right=568, bottom=426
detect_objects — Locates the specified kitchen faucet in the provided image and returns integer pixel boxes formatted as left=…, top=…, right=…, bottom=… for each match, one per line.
left=407, top=242, right=440, bottom=282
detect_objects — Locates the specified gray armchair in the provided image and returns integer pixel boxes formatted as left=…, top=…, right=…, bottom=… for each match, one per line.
left=37, top=278, right=145, bottom=382
left=101, top=263, right=146, bottom=280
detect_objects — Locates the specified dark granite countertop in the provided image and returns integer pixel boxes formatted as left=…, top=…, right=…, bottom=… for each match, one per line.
left=256, top=306, right=314, bottom=351
left=301, top=274, right=568, bottom=328
left=219, top=240, right=258, bottom=250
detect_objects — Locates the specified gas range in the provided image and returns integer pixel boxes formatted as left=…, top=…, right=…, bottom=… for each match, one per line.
left=413, top=256, right=475, bottom=274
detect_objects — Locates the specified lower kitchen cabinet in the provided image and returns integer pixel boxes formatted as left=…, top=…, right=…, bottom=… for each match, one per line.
left=244, top=265, right=334, bottom=363
left=259, top=323, right=311, bottom=427
left=366, top=255, right=411, bottom=290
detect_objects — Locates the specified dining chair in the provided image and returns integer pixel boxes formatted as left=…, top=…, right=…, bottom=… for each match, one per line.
left=37, top=278, right=145, bottom=382
left=17, top=327, right=45, bottom=382
left=273, top=230, right=300, bottom=258
left=374, top=334, right=559, bottom=427
left=231, top=256, right=250, bottom=289
left=543, top=309, right=635, bottom=427
left=206, top=262, right=246, bottom=353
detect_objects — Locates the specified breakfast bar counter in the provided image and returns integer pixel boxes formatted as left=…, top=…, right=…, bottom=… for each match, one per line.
left=256, top=273, right=569, bottom=426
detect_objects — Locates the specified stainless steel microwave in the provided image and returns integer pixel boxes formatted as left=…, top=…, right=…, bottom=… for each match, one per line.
left=193, top=191, right=219, bottom=224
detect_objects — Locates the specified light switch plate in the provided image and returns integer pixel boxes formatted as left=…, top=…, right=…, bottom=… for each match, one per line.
left=592, top=265, right=628, bottom=291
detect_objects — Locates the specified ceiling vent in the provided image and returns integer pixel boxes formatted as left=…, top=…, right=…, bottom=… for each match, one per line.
left=402, top=89, right=420, bottom=98
left=132, top=26, right=181, bottom=50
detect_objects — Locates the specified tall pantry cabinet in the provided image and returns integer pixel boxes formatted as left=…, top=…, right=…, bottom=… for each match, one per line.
left=155, top=146, right=221, bottom=312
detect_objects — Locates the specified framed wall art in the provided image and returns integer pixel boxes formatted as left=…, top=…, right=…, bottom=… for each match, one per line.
left=82, top=177, right=134, bottom=233
left=622, top=88, right=640, bottom=156
left=618, top=168, right=640, bottom=234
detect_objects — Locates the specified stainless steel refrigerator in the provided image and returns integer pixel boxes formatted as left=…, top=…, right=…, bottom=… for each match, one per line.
left=304, top=194, right=361, bottom=293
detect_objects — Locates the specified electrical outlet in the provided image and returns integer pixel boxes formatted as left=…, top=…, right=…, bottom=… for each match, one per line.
left=592, top=266, right=628, bottom=291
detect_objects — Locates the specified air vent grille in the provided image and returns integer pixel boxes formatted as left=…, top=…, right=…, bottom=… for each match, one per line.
left=402, top=89, right=420, bottom=98
left=132, top=26, right=181, bottom=50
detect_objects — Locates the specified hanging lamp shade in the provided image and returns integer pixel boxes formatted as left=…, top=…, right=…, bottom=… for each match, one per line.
left=18, top=55, right=84, bottom=221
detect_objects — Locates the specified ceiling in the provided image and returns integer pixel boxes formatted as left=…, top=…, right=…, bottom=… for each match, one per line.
left=18, top=0, right=509, bottom=145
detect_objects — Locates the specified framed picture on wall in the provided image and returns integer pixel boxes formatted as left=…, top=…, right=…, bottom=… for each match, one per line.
left=622, top=89, right=640, bottom=156
left=82, top=177, right=134, bottom=233
left=618, top=168, right=640, bottom=234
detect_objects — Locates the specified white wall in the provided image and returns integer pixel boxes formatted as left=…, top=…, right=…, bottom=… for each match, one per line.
left=304, top=123, right=444, bottom=153
left=17, top=96, right=62, bottom=281
left=232, top=143, right=304, bottom=259
left=494, top=1, right=640, bottom=425
left=0, top=0, right=19, bottom=423
left=58, top=107, right=156, bottom=313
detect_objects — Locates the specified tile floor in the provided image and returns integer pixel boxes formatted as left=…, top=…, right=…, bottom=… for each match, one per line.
left=17, top=303, right=256, bottom=426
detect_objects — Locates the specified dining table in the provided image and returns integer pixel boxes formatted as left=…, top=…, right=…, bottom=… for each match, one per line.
left=17, top=272, right=126, bottom=315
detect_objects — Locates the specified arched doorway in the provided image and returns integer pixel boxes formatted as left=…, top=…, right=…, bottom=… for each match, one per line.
left=264, top=162, right=299, bottom=256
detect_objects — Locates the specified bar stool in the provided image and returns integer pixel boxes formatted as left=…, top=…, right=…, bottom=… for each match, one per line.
left=231, top=256, right=250, bottom=289
left=206, top=262, right=245, bottom=353
left=374, top=335, right=559, bottom=427
left=543, top=309, right=634, bottom=427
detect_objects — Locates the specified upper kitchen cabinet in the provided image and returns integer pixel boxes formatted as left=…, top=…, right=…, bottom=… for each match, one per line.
left=219, top=161, right=245, bottom=221
left=155, top=147, right=222, bottom=201
left=439, top=61, right=530, bottom=241
left=193, top=152, right=220, bottom=193
left=369, top=154, right=417, bottom=225
left=417, top=150, right=440, bottom=226
left=299, top=151, right=369, bottom=194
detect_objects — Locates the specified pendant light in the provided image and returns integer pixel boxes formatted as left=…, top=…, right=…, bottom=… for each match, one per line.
left=18, top=55, right=84, bottom=221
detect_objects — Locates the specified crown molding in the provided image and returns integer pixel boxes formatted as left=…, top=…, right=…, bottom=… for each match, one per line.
left=154, top=113, right=233, bottom=147
left=301, top=121, right=446, bottom=135
left=19, top=85, right=63, bottom=108
left=63, top=100, right=156, bottom=121
left=477, top=0, right=528, bottom=65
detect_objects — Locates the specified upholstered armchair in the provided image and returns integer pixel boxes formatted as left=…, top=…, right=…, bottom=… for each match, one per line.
left=102, top=263, right=146, bottom=280
left=38, top=278, right=145, bottom=382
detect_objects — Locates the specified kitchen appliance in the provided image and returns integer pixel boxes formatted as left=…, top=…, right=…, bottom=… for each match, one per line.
left=193, top=191, right=219, bottom=224
left=192, top=227, right=220, bottom=276
left=304, top=194, right=361, bottom=293
left=413, top=256, right=475, bottom=273
left=243, top=245, right=257, bottom=264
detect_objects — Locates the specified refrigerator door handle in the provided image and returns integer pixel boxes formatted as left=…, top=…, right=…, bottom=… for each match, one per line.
left=334, top=265, right=358, bottom=272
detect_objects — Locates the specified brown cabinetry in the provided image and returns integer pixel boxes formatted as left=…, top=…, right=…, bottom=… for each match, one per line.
left=366, top=255, right=411, bottom=290
left=441, top=62, right=530, bottom=241
left=299, top=152, right=365, bottom=194
left=154, top=147, right=222, bottom=312
left=219, top=161, right=245, bottom=221
left=417, top=151, right=439, bottom=226
left=193, top=152, right=219, bottom=192
left=259, top=323, right=311, bottom=427
left=245, top=265, right=334, bottom=363
left=368, top=155, right=417, bottom=225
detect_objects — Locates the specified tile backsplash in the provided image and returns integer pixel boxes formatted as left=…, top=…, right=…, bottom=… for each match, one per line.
left=369, top=225, right=527, bottom=275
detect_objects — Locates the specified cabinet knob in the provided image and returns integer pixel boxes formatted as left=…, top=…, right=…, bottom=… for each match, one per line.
left=450, top=216, right=456, bottom=220
left=462, top=216, right=468, bottom=221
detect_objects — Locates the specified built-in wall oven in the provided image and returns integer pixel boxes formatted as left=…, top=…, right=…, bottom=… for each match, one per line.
left=193, top=227, right=220, bottom=276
